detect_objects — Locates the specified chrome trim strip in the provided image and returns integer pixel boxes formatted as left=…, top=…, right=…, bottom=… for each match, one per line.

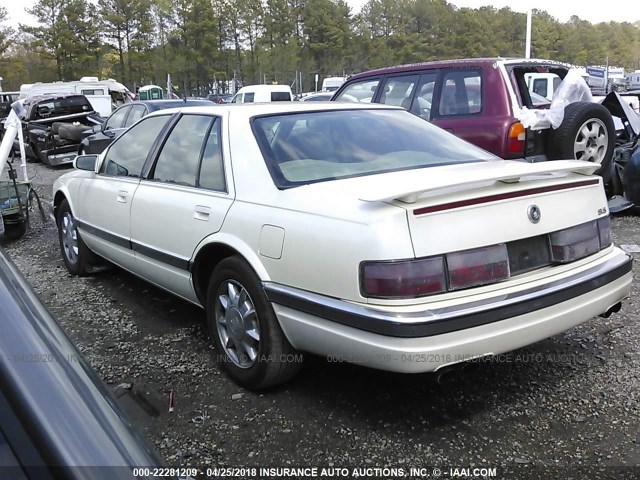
left=264, top=252, right=632, bottom=338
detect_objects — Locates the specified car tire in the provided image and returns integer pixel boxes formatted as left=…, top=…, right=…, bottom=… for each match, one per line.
left=206, top=256, right=302, bottom=389
left=56, top=199, right=94, bottom=276
left=57, top=123, right=85, bottom=142
left=547, top=102, right=615, bottom=176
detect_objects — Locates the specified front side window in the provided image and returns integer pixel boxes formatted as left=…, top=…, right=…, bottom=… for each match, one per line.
left=438, top=70, right=482, bottom=116
left=100, top=115, right=170, bottom=177
left=244, top=92, right=255, bottom=103
left=151, top=115, right=214, bottom=187
left=124, top=105, right=146, bottom=127
left=334, top=79, right=380, bottom=103
left=252, top=109, right=498, bottom=188
left=105, top=106, right=130, bottom=130
left=411, top=72, right=437, bottom=120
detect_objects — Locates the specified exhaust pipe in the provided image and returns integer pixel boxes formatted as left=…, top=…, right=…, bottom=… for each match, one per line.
left=599, top=302, right=622, bottom=319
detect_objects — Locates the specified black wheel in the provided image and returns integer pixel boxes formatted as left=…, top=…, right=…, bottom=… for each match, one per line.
left=56, top=199, right=93, bottom=275
left=547, top=102, right=615, bottom=176
left=2, top=215, right=27, bottom=240
left=206, top=256, right=302, bottom=389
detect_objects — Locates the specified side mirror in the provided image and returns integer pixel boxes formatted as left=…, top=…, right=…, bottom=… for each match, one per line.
left=93, top=124, right=102, bottom=133
left=74, top=154, right=98, bottom=171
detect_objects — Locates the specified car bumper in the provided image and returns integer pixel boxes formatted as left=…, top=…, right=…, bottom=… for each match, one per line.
left=265, top=248, right=632, bottom=373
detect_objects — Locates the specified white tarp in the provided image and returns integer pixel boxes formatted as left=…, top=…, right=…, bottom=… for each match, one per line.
left=519, top=69, right=594, bottom=131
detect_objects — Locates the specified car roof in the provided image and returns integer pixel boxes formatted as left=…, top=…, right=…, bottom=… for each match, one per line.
left=237, top=84, right=292, bottom=93
left=144, top=101, right=400, bottom=120
left=133, top=99, right=213, bottom=112
left=22, top=93, right=90, bottom=104
left=345, top=57, right=574, bottom=81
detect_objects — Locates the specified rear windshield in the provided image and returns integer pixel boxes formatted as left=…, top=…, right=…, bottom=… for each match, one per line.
left=252, top=109, right=498, bottom=188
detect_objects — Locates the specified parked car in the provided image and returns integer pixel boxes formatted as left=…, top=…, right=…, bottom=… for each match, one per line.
left=80, top=99, right=213, bottom=154
left=13, top=94, right=103, bottom=166
left=52, top=103, right=631, bottom=390
left=333, top=58, right=618, bottom=173
left=300, top=92, right=334, bottom=102
left=231, top=84, right=293, bottom=103
left=208, top=93, right=233, bottom=104
left=0, top=249, right=167, bottom=478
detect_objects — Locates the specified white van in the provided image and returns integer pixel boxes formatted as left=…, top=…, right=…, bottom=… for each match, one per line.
left=19, top=77, right=133, bottom=117
left=231, top=85, right=293, bottom=103
left=524, top=72, right=562, bottom=100
left=321, top=76, right=346, bottom=92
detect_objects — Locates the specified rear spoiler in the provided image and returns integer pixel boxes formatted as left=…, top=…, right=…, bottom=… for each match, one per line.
left=359, top=160, right=600, bottom=204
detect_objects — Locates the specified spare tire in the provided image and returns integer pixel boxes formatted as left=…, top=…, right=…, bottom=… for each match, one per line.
left=57, top=123, right=86, bottom=142
left=51, top=122, right=66, bottom=135
left=546, top=102, right=615, bottom=176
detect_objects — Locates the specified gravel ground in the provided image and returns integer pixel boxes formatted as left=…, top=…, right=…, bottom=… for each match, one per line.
left=2, top=163, right=640, bottom=479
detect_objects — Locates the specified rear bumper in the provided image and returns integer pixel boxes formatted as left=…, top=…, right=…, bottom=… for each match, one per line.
left=266, top=248, right=632, bottom=373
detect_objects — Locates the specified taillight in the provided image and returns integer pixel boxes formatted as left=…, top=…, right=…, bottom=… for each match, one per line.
left=507, top=121, right=526, bottom=155
left=446, top=244, right=510, bottom=290
left=550, top=221, right=599, bottom=263
left=361, top=257, right=446, bottom=298
left=360, top=218, right=613, bottom=299
left=597, top=216, right=612, bottom=248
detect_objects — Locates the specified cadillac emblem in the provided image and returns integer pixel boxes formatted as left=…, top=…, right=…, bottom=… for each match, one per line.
left=527, top=205, right=541, bottom=224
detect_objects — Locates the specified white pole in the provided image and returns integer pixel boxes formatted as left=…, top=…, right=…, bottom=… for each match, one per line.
left=0, top=111, right=19, bottom=176
left=525, top=10, right=532, bottom=59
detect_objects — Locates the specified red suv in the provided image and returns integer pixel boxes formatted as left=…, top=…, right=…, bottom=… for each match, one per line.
left=333, top=58, right=616, bottom=170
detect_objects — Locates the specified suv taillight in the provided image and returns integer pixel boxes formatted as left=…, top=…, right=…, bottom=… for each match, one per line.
left=507, top=121, right=526, bottom=155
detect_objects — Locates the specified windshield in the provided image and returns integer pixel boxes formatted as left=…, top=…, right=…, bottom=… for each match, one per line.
left=252, top=109, right=498, bottom=187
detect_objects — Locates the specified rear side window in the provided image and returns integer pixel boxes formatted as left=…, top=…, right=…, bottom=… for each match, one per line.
left=334, top=79, right=380, bottom=103
left=438, top=70, right=482, bottom=116
left=271, top=92, right=291, bottom=102
left=380, top=75, right=419, bottom=109
left=198, top=119, right=226, bottom=191
left=151, top=115, right=214, bottom=187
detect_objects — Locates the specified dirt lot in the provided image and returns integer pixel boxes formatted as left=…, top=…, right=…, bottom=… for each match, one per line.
left=3, top=163, right=640, bottom=479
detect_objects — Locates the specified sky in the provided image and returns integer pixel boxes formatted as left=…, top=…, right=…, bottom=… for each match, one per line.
left=3, top=0, right=640, bottom=29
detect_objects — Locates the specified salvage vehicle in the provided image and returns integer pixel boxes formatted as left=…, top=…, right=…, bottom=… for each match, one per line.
left=15, top=94, right=103, bottom=166
left=333, top=58, right=617, bottom=174
left=80, top=99, right=213, bottom=154
left=52, top=103, right=632, bottom=390
left=0, top=249, right=167, bottom=479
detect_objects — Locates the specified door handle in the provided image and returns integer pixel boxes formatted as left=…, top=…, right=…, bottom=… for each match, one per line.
left=117, top=190, right=128, bottom=203
left=194, top=206, right=211, bottom=221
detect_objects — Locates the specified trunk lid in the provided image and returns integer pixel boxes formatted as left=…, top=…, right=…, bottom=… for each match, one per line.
left=357, top=160, right=606, bottom=259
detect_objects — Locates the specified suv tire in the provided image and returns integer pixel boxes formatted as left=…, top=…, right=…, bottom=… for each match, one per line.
left=547, top=102, right=615, bottom=176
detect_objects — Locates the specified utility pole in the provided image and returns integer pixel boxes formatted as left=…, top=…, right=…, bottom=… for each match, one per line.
left=525, top=10, right=532, bottom=58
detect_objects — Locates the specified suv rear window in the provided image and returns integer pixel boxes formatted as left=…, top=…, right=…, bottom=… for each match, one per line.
left=271, top=92, right=291, bottom=102
left=438, top=70, right=482, bottom=116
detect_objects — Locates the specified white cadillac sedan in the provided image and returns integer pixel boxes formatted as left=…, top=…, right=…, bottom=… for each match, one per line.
left=52, top=103, right=632, bottom=389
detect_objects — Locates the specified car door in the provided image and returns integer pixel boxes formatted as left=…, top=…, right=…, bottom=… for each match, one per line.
left=76, top=115, right=172, bottom=270
left=129, top=114, right=233, bottom=303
